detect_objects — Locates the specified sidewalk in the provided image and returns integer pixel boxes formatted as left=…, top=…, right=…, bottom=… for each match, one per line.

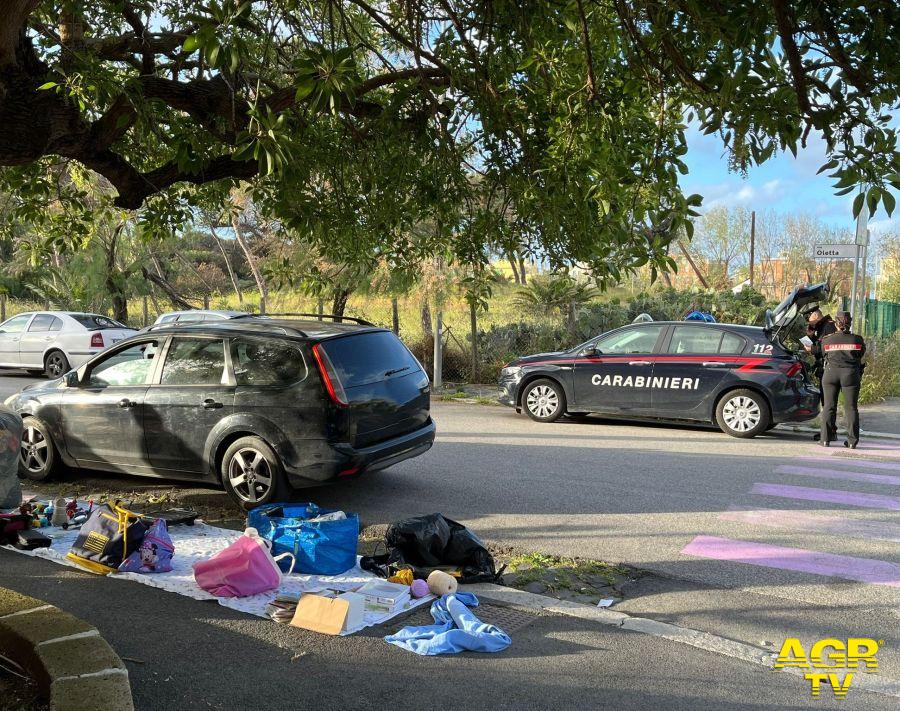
left=858, top=397, right=900, bottom=436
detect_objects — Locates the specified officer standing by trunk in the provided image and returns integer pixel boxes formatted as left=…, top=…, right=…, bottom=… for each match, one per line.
left=806, top=308, right=837, bottom=441
left=817, top=311, right=866, bottom=449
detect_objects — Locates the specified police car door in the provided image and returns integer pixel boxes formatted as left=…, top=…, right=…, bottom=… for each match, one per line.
left=572, top=324, right=666, bottom=412
left=650, top=325, right=741, bottom=417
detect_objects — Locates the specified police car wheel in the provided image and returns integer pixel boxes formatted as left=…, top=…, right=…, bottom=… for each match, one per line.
left=523, top=379, right=566, bottom=423
left=715, top=389, right=770, bottom=438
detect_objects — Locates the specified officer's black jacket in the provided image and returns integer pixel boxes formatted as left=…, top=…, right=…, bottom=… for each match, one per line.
left=816, top=330, right=866, bottom=369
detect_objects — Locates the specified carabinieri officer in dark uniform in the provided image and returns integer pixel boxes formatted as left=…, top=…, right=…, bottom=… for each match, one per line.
left=816, top=311, right=866, bottom=449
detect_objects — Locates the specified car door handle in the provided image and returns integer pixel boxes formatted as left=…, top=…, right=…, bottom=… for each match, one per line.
left=118, top=398, right=136, bottom=408
left=44, top=336, right=54, bottom=341
left=202, top=398, right=223, bottom=410
left=628, top=360, right=651, bottom=366
left=702, top=361, right=727, bottom=367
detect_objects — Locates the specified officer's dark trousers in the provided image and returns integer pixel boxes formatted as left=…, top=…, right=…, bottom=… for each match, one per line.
left=821, top=368, right=861, bottom=445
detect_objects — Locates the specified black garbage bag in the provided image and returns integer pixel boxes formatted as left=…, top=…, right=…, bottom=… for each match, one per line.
left=379, top=513, right=498, bottom=584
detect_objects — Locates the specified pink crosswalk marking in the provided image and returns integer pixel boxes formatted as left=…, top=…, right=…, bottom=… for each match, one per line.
left=751, top=482, right=900, bottom=511
left=719, top=507, right=900, bottom=543
left=775, top=464, right=900, bottom=486
left=797, top=455, right=900, bottom=471
left=681, top=535, right=900, bottom=587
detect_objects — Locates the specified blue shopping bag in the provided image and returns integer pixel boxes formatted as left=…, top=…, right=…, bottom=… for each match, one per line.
left=248, top=503, right=359, bottom=575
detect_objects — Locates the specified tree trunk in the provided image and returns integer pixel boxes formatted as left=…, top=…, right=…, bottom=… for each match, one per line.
left=331, top=287, right=352, bottom=317
left=231, top=210, right=267, bottom=314
left=518, top=255, right=527, bottom=284
left=507, top=253, right=521, bottom=284
left=210, top=220, right=243, bottom=304
left=421, top=301, right=433, bottom=374
left=104, top=223, right=128, bottom=322
left=678, top=241, right=710, bottom=289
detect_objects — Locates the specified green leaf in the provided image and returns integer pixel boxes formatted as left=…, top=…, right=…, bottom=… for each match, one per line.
left=852, top=192, right=865, bottom=218
left=883, top=190, right=896, bottom=217
left=182, top=35, right=202, bottom=52
left=36, top=81, right=58, bottom=91
left=866, top=186, right=881, bottom=215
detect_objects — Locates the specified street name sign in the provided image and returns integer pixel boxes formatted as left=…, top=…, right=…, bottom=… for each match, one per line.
left=814, top=244, right=859, bottom=260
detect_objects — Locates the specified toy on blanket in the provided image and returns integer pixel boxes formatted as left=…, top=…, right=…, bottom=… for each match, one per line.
left=426, top=570, right=458, bottom=596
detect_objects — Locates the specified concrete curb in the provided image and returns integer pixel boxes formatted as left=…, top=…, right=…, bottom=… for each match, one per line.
left=0, top=586, right=134, bottom=711
left=470, top=583, right=900, bottom=699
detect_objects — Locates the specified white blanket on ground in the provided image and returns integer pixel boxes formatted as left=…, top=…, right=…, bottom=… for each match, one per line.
left=3, top=517, right=431, bottom=635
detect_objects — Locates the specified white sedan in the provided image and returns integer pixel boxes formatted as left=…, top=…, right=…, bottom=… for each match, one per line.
left=0, top=311, right=136, bottom=378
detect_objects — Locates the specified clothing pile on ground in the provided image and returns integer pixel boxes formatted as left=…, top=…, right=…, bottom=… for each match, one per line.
left=2, top=499, right=511, bottom=653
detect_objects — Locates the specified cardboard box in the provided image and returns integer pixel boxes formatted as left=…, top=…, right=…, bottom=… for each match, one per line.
left=290, top=592, right=365, bottom=635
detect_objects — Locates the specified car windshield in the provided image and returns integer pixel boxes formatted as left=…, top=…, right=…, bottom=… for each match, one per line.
left=71, top=314, right=126, bottom=330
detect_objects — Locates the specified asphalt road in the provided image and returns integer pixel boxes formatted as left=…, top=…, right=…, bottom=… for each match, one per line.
left=2, top=371, right=899, bottom=704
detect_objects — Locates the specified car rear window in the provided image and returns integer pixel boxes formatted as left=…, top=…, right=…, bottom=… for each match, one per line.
left=71, top=314, right=126, bottom=330
left=320, top=331, right=421, bottom=387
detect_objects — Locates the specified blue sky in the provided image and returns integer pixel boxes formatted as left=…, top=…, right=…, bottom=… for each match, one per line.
left=681, top=124, right=898, bottom=238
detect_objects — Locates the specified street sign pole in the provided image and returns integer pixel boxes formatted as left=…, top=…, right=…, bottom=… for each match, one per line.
left=852, top=201, right=869, bottom=324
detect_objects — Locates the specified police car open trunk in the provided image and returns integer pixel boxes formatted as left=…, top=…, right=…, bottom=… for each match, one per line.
left=313, top=331, right=431, bottom=448
left=765, top=282, right=830, bottom=348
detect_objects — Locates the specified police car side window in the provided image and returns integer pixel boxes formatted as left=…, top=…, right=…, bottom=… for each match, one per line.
left=595, top=326, right=664, bottom=354
left=668, top=326, right=722, bottom=354
left=719, top=332, right=746, bottom=354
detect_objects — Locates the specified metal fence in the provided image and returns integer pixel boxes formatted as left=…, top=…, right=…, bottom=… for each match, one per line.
left=862, top=299, right=900, bottom=340
left=841, top=297, right=900, bottom=340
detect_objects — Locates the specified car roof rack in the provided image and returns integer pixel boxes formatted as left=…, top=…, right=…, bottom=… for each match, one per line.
left=233, top=312, right=375, bottom=326
left=141, top=321, right=301, bottom=336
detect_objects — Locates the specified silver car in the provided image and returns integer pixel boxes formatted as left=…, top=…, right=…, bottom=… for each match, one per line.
left=0, top=311, right=136, bottom=378
left=152, top=309, right=247, bottom=325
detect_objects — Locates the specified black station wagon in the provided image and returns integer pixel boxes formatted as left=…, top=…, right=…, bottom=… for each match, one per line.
left=5, top=316, right=435, bottom=508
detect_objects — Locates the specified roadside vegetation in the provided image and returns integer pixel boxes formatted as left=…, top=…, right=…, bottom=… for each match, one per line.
left=860, top=334, right=900, bottom=405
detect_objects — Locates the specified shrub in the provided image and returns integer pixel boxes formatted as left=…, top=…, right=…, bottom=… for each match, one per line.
left=860, top=334, right=900, bottom=405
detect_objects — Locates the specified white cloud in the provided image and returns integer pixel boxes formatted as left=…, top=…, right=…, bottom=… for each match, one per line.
left=763, top=179, right=782, bottom=196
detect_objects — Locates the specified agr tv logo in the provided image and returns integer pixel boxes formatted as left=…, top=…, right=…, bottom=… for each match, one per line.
left=773, top=638, right=881, bottom=699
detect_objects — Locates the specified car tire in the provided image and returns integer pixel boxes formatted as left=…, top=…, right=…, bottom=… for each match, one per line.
left=715, top=389, right=771, bottom=438
left=522, top=378, right=566, bottom=423
left=221, top=436, right=287, bottom=510
left=44, top=350, right=69, bottom=379
left=18, top=417, right=57, bottom=481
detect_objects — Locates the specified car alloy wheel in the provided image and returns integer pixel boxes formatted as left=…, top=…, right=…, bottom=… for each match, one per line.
left=20, top=424, right=49, bottom=474
left=721, top=395, right=762, bottom=433
left=526, top=384, right=560, bottom=419
left=45, top=351, right=68, bottom=378
left=227, top=447, right=274, bottom=504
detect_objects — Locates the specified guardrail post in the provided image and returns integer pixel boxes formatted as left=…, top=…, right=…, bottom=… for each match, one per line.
left=470, top=301, right=478, bottom=383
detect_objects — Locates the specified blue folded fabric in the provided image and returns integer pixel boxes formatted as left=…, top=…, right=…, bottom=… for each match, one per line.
left=384, top=592, right=512, bottom=656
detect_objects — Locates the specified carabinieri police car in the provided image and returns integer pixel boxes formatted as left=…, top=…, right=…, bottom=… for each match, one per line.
left=498, top=284, right=827, bottom=438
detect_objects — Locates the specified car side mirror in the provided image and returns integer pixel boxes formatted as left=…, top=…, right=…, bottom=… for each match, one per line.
left=64, top=371, right=80, bottom=387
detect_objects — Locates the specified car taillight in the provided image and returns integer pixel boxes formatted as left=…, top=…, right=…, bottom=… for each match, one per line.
left=779, top=361, right=803, bottom=378
left=90, top=332, right=104, bottom=348
left=312, top=344, right=348, bottom=407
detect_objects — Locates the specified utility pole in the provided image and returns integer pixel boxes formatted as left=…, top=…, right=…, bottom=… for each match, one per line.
left=749, top=210, right=756, bottom=288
